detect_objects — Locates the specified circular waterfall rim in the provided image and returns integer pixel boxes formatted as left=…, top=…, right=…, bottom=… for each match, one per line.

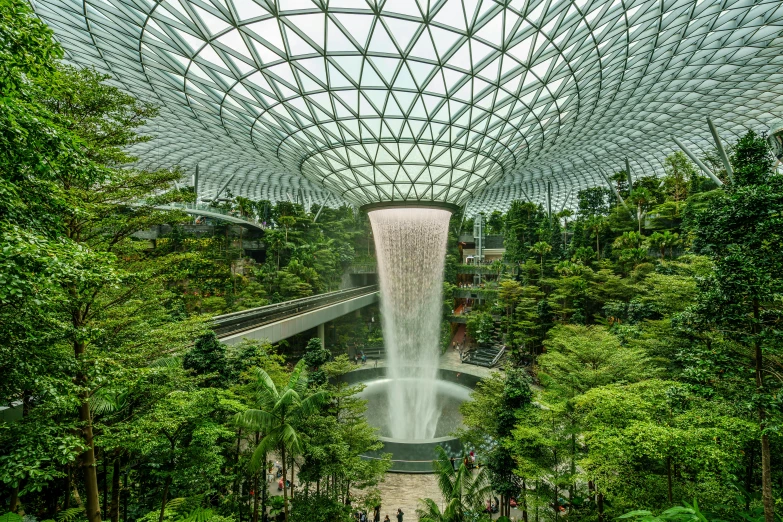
left=359, top=201, right=461, bottom=214
left=344, top=368, right=481, bottom=473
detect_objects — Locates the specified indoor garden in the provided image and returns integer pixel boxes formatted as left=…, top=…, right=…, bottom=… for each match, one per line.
left=1, top=0, right=782, bottom=522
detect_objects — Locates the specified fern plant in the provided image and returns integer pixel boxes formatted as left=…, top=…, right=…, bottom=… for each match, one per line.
left=0, top=513, right=23, bottom=522
left=56, top=507, right=86, bottom=522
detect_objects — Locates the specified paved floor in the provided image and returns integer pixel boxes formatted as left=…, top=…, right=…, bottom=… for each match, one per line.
left=357, top=342, right=496, bottom=380
left=352, top=472, right=527, bottom=521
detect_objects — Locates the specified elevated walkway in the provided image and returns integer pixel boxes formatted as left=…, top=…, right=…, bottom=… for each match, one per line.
left=151, top=203, right=265, bottom=231
left=214, top=285, right=379, bottom=345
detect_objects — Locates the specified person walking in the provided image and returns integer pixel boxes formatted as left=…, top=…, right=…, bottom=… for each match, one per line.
left=396, top=509, right=404, bottom=522
left=450, top=456, right=456, bottom=470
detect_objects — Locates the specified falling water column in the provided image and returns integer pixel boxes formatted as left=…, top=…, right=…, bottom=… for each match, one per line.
left=368, top=206, right=451, bottom=440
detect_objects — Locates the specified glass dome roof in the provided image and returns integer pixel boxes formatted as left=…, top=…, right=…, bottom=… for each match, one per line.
left=32, top=0, right=783, bottom=212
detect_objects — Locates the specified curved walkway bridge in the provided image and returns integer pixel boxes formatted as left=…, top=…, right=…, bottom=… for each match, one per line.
left=152, top=202, right=265, bottom=231
left=213, top=285, right=379, bottom=346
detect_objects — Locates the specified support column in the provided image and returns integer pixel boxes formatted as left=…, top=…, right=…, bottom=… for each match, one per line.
left=318, top=323, right=325, bottom=350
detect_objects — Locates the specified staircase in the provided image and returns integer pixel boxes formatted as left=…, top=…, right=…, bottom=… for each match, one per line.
left=463, top=322, right=506, bottom=368
left=463, top=345, right=504, bottom=367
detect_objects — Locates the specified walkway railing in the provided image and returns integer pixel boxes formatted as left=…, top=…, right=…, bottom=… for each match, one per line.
left=212, top=285, right=379, bottom=338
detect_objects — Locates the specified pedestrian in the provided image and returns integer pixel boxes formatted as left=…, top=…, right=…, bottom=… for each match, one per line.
left=396, top=508, right=404, bottom=522
left=361, top=352, right=367, bottom=364
left=450, top=456, right=456, bottom=470
left=384, top=516, right=391, bottom=522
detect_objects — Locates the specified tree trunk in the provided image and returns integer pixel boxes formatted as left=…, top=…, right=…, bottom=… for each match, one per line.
left=103, top=451, right=108, bottom=516
left=159, top=475, right=172, bottom=522
left=261, top=452, right=268, bottom=522
left=753, top=299, right=775, bottom=522
left=123, top=469, right=128, bottom=522
left=110, top=456, right=121, bottom=522
left=66, top=464, right=72, bottom=509
left=597, top=492, right=604, bottom=522
left=79, top=391, right=102, bottom=522
left=236, top=430, right=243, bottom=516
left=521, top=480, right=528, bottom=522
left=252, top=471, right=259, bottom=522
left=744, top=446, right=755, bottom=511
left=281, top=446, right=289, bottom=522
left=73, top=330, right=102, bottom=522
left=637, top=206, right=642, bottom=234
left=289, top=454, right=295, bottom=500
left=9, top=486, right=20, bottom=513
left=570, top=432, right=576, bottom=511
left=534, top=479, right=539, bottom=522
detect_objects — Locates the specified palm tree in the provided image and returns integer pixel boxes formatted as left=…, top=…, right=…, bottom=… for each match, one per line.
left=234, top=196, right=256, bottom=219
left=490, top=259, right=504, bottom=278
left=417, top=447, right=491, bottom=522
left=529, top=241, right=552, bottom=278
left=277, top=215, right=296, bottom=242
left=586, top=216, right=607, bottom=260
left=648, top=231, right=681, bottom=260
left=236, top=360, right=328, bottom=522
left=630, top=187, right=651, bottom=234
left=557, top=209, right=574, bottom=249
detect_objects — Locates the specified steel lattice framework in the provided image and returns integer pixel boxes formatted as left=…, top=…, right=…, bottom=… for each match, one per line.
left=32, top=0, right=783, bottom=213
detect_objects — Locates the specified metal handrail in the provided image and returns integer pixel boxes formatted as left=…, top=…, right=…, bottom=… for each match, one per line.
left=213, top=285, right=379, bottom=338
left=490, top=346, right=506, bottom=367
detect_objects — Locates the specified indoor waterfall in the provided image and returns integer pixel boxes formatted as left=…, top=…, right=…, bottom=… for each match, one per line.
left=368, top=207, right=451, bottom=440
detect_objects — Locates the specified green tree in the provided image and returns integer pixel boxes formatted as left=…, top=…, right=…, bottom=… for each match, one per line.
left=277, top=215, right=297, bottom=242
left=557, top=209, right=574, bottom=250
left=466, top=312, right=495, bottom=347
left=586, top=216, right=608, bottom=260
left=530, top=241, right=553, bottom=278
left=663, top=152, right=697, bottom=203
left=630, top=187, right=652, bottom=234
left=302, top=337, right=331, bottom=387
left=129, top=388, right=234, bottom=522
left=576, top=380, right=754, bottom=517
left=416, top=447, right=491, bottom=522
left=539, top=325, right=653, bottom=394
left=680, top=131, right=782, bottom=522
left=1, top=6, right=206, bottom=518
left=236, top=361, right=329, bottom=522
left=647, top=231, right=680, bottom=260
left=498, top=280, right=524, bottom=337
left=487, top=210, right=505, bottom=235
left=183, top=332, right=228, bottom=387
left=577, top=187, right=612, bottom=217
